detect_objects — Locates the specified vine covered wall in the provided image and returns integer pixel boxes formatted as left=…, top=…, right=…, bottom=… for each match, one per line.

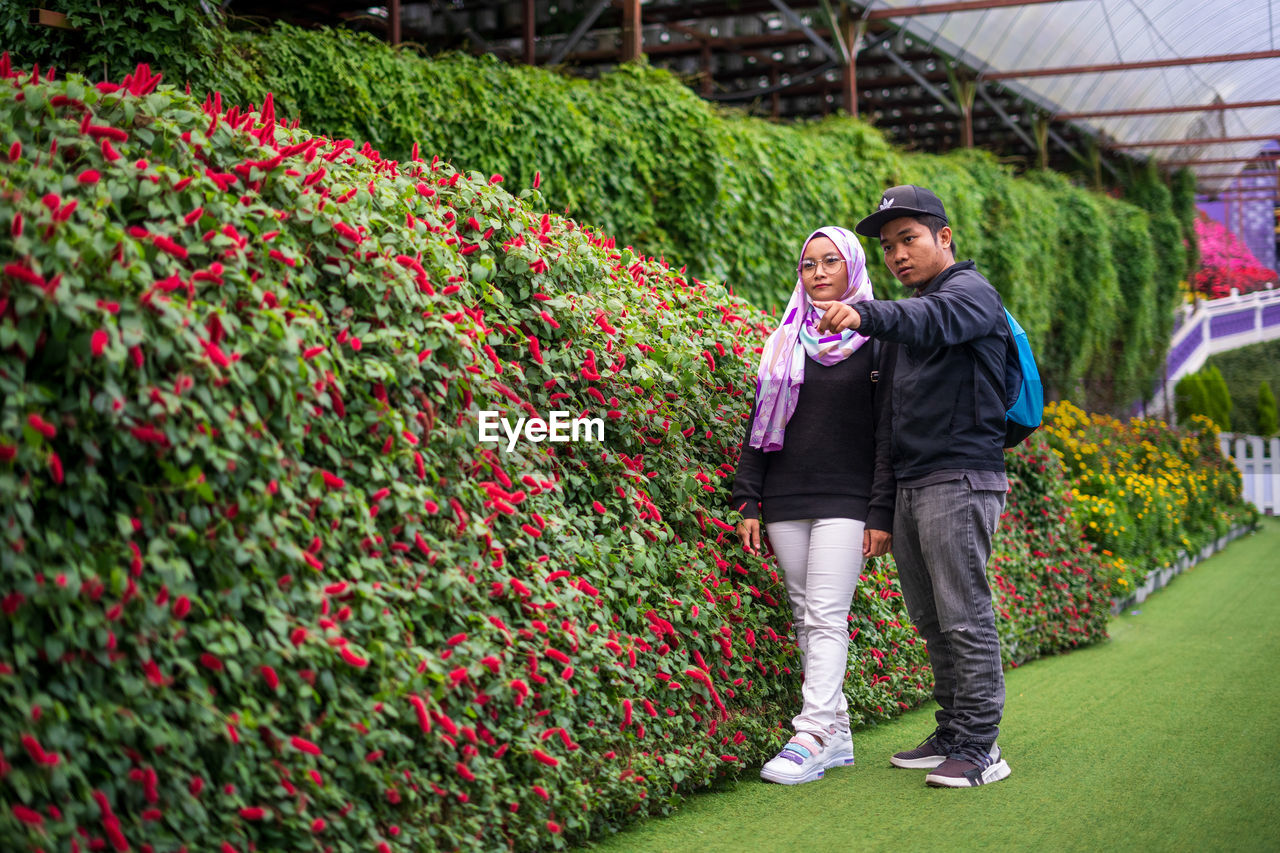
left=3, top=8, right=1196, bottom=408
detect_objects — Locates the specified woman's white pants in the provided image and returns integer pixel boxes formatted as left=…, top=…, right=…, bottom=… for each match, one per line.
left=765, top=517, right=865, bottom=736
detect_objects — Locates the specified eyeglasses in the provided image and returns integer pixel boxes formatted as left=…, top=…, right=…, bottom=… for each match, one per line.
left=800, top=255, right=845, bottom=277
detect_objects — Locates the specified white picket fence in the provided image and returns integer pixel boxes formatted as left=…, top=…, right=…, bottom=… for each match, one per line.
left=1219, top=433, right=1280, bottom=516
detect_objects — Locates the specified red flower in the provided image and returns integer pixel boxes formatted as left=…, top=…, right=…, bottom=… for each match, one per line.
left=11, top=804, right=43, bottom=826
left=91, top=329, right=109, bottom=357
left=290, top=735, right=322, bottom=756
left=151, top=234, right=188, bottom=259
left=340, top=647, right=368, bottom=668
left=27, top=413, right=56, bottom=438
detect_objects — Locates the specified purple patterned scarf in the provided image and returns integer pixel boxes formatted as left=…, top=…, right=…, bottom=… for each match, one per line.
left=748, top=226, right=874, bottom=452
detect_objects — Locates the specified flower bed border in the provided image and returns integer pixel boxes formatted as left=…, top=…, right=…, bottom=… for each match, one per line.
left=1108, top=522, right=1257, bottom=614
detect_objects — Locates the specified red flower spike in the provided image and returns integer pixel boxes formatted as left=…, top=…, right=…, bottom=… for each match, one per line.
left=340, top=647, right=368, bottom=668
left=11, top=804, right=43, bottom=827
left=290, top=736, right=322, bottom=756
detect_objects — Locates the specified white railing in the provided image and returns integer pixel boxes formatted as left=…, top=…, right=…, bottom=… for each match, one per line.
left=1148, top=285, right=1280, bottom=413
left=1219, top=432, right=1280, bottom=516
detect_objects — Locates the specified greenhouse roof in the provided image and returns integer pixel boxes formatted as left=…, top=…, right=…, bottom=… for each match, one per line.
left=223, top=0, right=1280, bottom=194
left=866, top=0, right=1280, bottom=194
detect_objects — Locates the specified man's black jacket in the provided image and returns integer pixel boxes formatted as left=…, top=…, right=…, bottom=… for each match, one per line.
left=854, top=261, right=1010, bottom=482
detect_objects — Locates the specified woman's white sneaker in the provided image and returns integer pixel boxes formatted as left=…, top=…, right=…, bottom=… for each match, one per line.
left=824, top=727, right=856, bottom=769
left=760, top=732, right=832, bottom=785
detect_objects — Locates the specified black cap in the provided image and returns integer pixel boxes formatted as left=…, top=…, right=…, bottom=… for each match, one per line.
left=854, top=185, right=948, bottom=238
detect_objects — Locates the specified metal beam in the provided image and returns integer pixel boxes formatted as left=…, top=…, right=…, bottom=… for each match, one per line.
left=768, top=0, right=841, bottom=63
left=1111, top=134, right=1280, bottom=149
left=1057, top=98, right=1280, bottom=120
left=842, top=16, right=862, bottom=115
left=1192, top=173, right=1277, bottom=180
left=976, top=82, right=1036, bottom=151
left=1159, top=155, right=1280, bottom=166
left=564, top=28, right=835, bottom=62
left=822, top=0, right=851, bottom=63
left=873, top=46, right=960, bottom=114
left=621, top=0, right=642, bottom=61
left=863, top=0, right=1081, bottom=19
left=546, top=0, right=613, bottom=65
left=522, top=0, right=534, bottom=63
left=983, top=49, right=1280, bottom=80
left=711, top=61, right=839, bottom=101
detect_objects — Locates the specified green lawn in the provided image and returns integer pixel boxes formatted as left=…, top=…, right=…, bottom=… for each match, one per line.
left=588, top=518, right=1280, bottom=853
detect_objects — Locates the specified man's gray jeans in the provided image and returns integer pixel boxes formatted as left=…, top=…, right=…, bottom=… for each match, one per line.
left=893, top=478, right=1006, bottom=746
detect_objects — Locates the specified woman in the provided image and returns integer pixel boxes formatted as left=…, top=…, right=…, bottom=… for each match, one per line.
left=731, top=226, right=895, bottom=785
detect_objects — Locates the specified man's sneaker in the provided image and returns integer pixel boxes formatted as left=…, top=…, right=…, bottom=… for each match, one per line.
left=890, top=727, right=953, bottom=769
left=760, top=732, right=847, bottom=785
left=925, top=742, right=1011, bottom=788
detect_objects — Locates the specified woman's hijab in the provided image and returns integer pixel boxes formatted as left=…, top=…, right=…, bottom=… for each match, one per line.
left=748, top=226, right=874, bottom=452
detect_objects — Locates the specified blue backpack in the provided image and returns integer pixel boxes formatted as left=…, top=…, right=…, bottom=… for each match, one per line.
left=994, top=308, right=1043, bottom=448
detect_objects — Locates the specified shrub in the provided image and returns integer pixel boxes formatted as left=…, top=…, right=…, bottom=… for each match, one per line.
left=0, top=0, right=218, bottom=84
left=1206, top=339, right=1280, bottom=435
left=1176, top=365, right=1232, bottom=431
left=1042, top=401, right=1256, bottom=595
left=5, top=18, right=1192, bottom=408
left=991, top=438, right=1109, bottom=664
left=0, top=60, right=812, bottom=851
left=0, top=61, right=1126, bottom=851
left=1258, top=382, right=1278, bottom=436
left=1191, top=216, right=1277, bottom=299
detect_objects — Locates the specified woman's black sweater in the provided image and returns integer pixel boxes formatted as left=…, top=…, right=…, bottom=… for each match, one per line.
left=730, top=342, right=896, bottom=532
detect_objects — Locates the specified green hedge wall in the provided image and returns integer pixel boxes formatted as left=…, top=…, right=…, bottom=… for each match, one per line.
left=0, top=62, right=1112, bottom=851
left=6, top=13, right=1197, bottom=408
left=1206, top=338, right=1280, bottom=434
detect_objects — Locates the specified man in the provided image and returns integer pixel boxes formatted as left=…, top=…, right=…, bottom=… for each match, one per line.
left=812, top=185, right=1012, bottom=788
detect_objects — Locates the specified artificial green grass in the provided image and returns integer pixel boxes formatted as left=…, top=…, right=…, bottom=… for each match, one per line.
left=588, top=518, right=1280, bottom=853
